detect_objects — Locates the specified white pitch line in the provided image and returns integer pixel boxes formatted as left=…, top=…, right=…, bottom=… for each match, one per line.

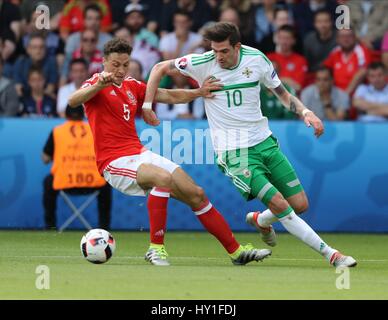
left=1, top=255, right=387, bottom=263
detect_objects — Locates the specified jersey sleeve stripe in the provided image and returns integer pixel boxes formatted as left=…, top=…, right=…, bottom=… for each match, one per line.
left=192, top=52, right=215, bottom=60
left=242, top=48, right=271, bottom=65
left=192, top=57, right=215, bottom=65
left=192, top=56, right=215, bottom=62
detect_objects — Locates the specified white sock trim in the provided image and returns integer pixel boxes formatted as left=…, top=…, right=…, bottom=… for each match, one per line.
left=150, top=188, right=170, bottom=198
left=194, top=202, right=212, bottom=216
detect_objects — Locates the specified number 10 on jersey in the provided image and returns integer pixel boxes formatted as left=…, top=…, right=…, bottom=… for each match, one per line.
left=226, top=90, right=242, bottom=108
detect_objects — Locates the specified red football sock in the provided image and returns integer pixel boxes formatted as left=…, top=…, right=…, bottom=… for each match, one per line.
left=147, top=187, right=170, bottom=245
left=192, top=198, right=240, bottom=254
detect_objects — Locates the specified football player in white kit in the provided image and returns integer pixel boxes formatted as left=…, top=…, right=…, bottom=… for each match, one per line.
left=142, top=22, right=356, bottom=268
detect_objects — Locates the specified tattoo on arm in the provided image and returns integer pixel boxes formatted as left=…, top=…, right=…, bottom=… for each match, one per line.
left=272, top=84, right=300, bottom=114
left=273, top=84, right=287, bottom=96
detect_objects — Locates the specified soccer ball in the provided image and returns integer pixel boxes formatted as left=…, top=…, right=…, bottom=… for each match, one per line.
left=80, top=229, right=116, bottom=264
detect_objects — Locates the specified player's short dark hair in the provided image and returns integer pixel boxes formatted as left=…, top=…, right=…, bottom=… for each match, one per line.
left=84, top=3, right=102, bottom=18
left=203, top=22, right=241, bottom=47
left=367, top=62, right=386, bottom=72
left=103, top=38, right=132, bottom=57
left=70, top=58, right=88, bottom=69
left=65, top=105, right=84, bottom=121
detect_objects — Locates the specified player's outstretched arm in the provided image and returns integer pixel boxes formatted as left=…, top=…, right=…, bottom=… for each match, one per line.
left=143, top=60, right=180, bottom=105
left=68, top=72, right=114, bottom=107
left=271, top=83, right=324, bottom=138
left=141, top=60, right=182, bottom=126
left=155, top=77, right=222, bottom=104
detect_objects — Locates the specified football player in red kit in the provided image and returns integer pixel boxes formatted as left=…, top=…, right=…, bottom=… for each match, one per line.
left=68, top=38, right=271, bottom=266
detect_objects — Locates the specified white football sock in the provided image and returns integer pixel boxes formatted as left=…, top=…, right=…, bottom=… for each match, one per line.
left=257, top=209, right=278, bottom=228
left=278, top=210, right=337, bottom=260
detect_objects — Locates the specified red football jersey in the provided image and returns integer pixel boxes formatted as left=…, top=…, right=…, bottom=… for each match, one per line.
left=82, top=73, right=147, bottom=174
left=324, top=44, right=371, bottom=91
left=267, top=52, right=308, bottom=88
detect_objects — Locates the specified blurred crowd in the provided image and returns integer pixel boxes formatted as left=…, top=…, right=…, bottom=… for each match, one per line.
left=0, top=0, right=388, bottom=122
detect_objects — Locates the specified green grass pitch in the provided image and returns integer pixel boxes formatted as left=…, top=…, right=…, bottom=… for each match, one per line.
left=1, top=231, right=387, bottom=299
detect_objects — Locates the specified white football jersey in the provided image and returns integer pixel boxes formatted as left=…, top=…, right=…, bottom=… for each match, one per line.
left=175, top=45, right=281, bottom=152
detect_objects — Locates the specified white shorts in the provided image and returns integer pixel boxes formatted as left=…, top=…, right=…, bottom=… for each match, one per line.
left=103, top=150, right=179, bottom=196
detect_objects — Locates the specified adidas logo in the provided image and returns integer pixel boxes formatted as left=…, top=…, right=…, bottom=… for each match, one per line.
left=110, top=90, right=117, bottom=96
left=154, top=230, right=164, bottom=237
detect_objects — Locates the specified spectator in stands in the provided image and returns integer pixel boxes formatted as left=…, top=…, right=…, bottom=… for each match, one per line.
left=61, top=29, right=103, bottom=85
left=12, top=33, right=58, bottom=98
left=159, top=0, right=217, bottom=34
left=59, top=0, right=112, bottom=40
left=159, top=10, right=204, bottom=102
left=304, top=9, right=337, bottom=72
left=110, top=0, right=163, bottom=33
left=267, top=25, right=308, bottom=92
left=301, top=66, right=350, bottom=120
left=324, top=28, right=371, bottom=96
left=22, top=10, right=65, bottom=67
left=292, top=0, right=337, bottom=36
left=159, top=10, right=204, bottom=61
left=21, top=67, right=56, bottom=118
left=113, top=29, right=159, bottom=81
left=258, top=7, right=298, bottom=54
left=129, top=59, right=144, bottom=82
left=42, top=105, right=112, bottom=230
left=382, top=31, right=388, bottom=72
left=219, top=0, right=256, bottom=47
left=347, top=0, right=388, bottom=50
left=0, top=0, right=22, bottom=69
left=0, top=28, right=17, bottom=69
left=124, top=3, right=159, bottom=49
left=20, top=0, right=65, bottom=31
left=353, top=62, right=388, bottom=122
left=0, top=56, right=20, bottom=117
left=219, top=7, right=255, bottom=48
left=219, top=7, right=240, bottom=29
left=128, top=59, right=147, bottom=119
left=254, top=0, right=282, bottom=45
left=0, top=33, right=15, bottom=79
left=0, top=0, right=22, bottom=41
left=64, top=4, right=112, bottom=61
left=57, top=58, right=89, bottom=118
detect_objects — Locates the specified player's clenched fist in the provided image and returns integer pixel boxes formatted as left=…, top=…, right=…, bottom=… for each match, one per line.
left=96, top=72, right=114, bottom=88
